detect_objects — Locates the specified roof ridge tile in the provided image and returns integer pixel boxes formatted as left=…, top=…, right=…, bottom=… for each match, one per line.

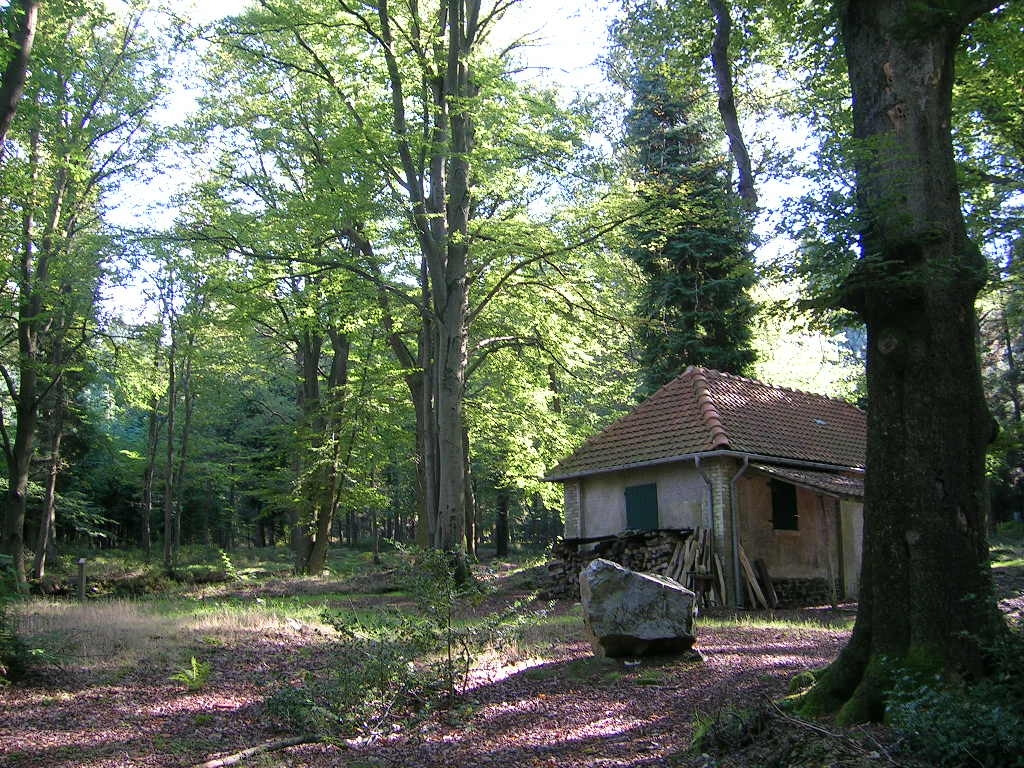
left=689, top=367, right=730, bottom=449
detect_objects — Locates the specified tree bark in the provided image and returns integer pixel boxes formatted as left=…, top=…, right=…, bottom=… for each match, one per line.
left=463, top=425, right=476, bottom=557
left=1, top=125, right=65, bottom=590
left=798, top=0, right=1005, bottom=723
left=162, top=322, right=178, bottom=571
left=140, top=397, right=159, bottom=554
left=302, top=329, right=351, bottom=575
left=0, top=0, right=39, bottom=163
left=362, top=1, right=485, bottom=578
left=32, top=330, right=67, bottom=581
left=494, top=486, right=509, bottom=558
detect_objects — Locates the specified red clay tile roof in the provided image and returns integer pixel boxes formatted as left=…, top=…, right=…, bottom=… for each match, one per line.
left=546, top=367, right=866, bottom=480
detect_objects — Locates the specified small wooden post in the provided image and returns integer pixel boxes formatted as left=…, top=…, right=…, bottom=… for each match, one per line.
left=77, top=558, right=86, bottom=601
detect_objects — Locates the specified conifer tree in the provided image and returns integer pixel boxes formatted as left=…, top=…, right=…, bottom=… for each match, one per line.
left=621, top=73, right=756, bottom=393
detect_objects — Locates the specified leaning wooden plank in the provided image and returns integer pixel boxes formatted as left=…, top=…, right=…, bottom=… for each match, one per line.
left=713, top=553, right=727, bottom=606
left=700, top=528, right=712, bottom=572
left=685, top=529, right=700, bottom=571
left=667, top=541, right=685, bottom=577
left=754, top=558, right=780, bottom=608
left=738, top=546, right=769, bottom=609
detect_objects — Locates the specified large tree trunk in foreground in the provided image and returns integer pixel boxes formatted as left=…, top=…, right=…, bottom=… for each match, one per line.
left=799, top=0, right=1005, bottom=723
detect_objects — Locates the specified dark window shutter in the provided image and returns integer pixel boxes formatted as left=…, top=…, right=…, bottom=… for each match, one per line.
left=625, top=483, right=659, bottom=530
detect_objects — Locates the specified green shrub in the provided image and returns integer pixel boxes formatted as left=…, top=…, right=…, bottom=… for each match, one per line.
left=218, top=549, right=240, bottom=581
left=1, top=554, right=29, bottom=685
left=265, top=612, right=437, bottom=740
left=109, top=571, right=171, bottom=597
left=888, top=634, right=1024, bottom=768
left=888, top=679, right=1024, bottom=767
left=266, top=547, right=543, bottom=740
left=690, top=706, right=765, bottom=753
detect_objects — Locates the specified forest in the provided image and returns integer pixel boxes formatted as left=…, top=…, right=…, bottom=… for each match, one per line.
left=1, top=0, right=1023, bottom=766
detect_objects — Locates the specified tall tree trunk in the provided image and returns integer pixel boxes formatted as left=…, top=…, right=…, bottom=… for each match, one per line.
left=0, top=0, right=39, bottom=163
left=364, top=1, right=486, bottom=578
left=140, top=391, right=159, bottom=556
left=32, top=329, right=67, bottom=581
left=294, top=327, right=351, bottom=576
left=707, top=0, right=757, bottom=209
left=162, top=325, right=177, bottom=571
left=172, top=348, right=194, bottom=550
left=463, top=426, right=476, bottom=557
left=1, top=126, right=64, bottom=590
left=798, top=0, right=1004, bottom=724
left=999, top=300, right=1022, bottom=424
left=494, top=486, right=509, bottom=558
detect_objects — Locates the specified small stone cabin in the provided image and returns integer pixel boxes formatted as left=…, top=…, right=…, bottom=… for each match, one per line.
left=544, top=367, right=866, bottom=607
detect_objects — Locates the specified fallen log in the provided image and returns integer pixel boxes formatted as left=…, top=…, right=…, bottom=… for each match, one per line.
left=193, top=735, right=322, bottom=768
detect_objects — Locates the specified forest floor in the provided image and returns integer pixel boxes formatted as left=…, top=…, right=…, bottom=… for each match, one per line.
left=1, top=551, right=1022, bottom=768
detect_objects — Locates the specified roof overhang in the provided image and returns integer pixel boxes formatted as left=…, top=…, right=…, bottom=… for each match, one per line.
left=748, top=462, right=864, bottom=499
left=543, top=449, right=864, bottom=483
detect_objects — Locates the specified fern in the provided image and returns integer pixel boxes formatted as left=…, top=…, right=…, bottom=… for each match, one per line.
left=169, top=656, right=211, bottom=691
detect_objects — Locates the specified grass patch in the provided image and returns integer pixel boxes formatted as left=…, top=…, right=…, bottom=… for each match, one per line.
left=992, top=558, right=1024, bottom=568
left=12, top=594, right=338, bottom=671
left=698, top=612, right=854, bottom=631
left=990, top=542, right=1024, bottom=568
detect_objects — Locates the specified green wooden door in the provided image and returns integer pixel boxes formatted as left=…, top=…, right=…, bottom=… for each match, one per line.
left=625, top=483, right=659, bottom=530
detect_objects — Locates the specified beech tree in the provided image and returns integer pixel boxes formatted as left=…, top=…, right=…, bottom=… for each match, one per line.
left=0, top=2, right=169, bottom=587
left=796, top=0, right=1008, bottom=722
left=196, top=0, right=616, bottom=571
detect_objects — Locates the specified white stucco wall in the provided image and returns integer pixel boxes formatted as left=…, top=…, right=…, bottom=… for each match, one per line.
left=575, top=462, right=708, bottom=537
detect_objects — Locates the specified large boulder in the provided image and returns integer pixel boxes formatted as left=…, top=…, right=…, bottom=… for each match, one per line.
left=579, top=558, right=697, bottom=657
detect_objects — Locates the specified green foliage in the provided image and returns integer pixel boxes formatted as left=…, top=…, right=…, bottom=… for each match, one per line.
left=888, top=680, right=1024, bottom=767
left=218, top=550, right=240, bottom=582
left=169, top=656, right=212, bottom=692
left=609, top=6, right=757, bottom=392
left=995, top=520, right=1024, bottom=541
left=886, top=631, right=1024, bottom=768
left=266, top=547, right=545, bottom=740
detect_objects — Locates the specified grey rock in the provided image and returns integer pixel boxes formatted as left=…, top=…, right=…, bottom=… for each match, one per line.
left=579, top=558, right=697, bottom=657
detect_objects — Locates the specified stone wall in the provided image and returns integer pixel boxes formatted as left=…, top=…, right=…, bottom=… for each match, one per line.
left=772, top=577, right=842, bottom=607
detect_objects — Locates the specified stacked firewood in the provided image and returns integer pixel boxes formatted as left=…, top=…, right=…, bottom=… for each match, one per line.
left=543, top=528, right=691, bottom=599
left=544, top=527, right=782, bottom=609
left=651, top=526, right=728, bottom=608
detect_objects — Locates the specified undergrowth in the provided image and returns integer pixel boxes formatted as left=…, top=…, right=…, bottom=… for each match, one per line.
left=886, top=631, right=1024, bottom=768
left=1, top=554, right=29, bottom=683
left=266, top=546, right=548, bottom=741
